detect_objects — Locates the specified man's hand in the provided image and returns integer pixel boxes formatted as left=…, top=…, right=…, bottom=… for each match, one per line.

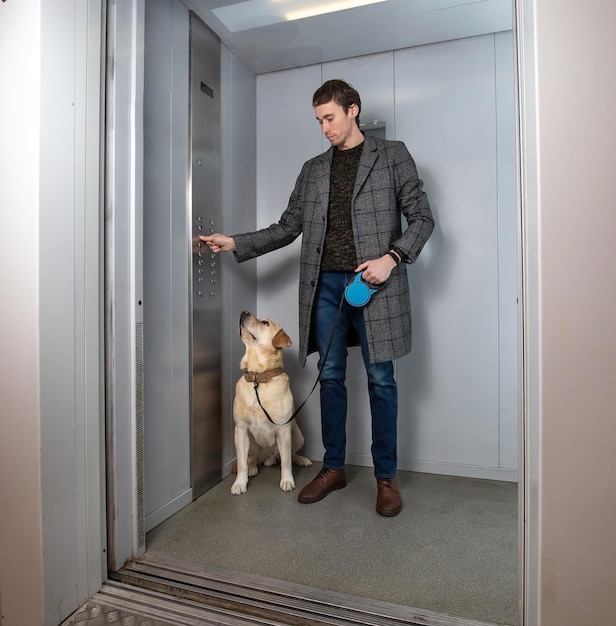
left=355, top=253, right=397, bottom=285
left=200, top=233, right=236, bottom=253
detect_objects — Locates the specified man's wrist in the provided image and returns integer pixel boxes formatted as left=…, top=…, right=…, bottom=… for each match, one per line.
left=387, top=250, right=401, bottom=265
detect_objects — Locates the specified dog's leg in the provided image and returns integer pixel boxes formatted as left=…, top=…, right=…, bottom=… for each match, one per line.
left=276, top=427, right=295, bottom=492
left=291, top=422, right=312, bottom=467
left=247, top=438, right=260, bottom=476
left=231, top=425, right=250, bottom=495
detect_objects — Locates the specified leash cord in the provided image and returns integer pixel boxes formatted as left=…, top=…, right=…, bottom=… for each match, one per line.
left=253, top=293, right=345, bottom=426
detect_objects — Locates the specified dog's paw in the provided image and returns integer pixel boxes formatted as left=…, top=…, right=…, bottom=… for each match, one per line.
left=293, top=455, right=312, bottom=467
left=248, top=464, right=259, bottom=477
left=280, top=478, right=295, bottom=492
left=231, top=480, right=247, bottom=495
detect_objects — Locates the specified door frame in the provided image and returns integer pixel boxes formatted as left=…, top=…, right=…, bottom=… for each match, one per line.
left=104, top=0, right=539, bottom=623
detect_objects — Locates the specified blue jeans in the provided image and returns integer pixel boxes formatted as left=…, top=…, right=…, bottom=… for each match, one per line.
left=311, top=271, right=398, bottom=478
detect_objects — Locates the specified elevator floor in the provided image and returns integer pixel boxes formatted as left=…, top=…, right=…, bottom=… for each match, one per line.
left=145, top=464, right=518, bottom=625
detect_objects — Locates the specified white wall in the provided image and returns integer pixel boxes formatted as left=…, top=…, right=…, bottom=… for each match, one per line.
left=39, top=1, right=106, bottom=620
left=255, top=33, right=518, bottom=481
left=0, top=0, right=105, bottom=624
left=0, top=2, right=44, bottom=624
left=518, top=0, right=616, bottom=623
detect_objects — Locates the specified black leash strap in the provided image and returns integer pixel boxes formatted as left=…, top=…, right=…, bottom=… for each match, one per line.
left=253, top=293, right=345, bottom=426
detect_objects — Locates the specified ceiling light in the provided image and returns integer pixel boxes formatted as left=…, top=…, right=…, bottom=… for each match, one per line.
left=213, top=0, right=388, bottom=32
left=286, top=0, right=387, bottom=22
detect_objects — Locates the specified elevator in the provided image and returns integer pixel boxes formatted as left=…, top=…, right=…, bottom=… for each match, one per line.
left=136, top=1, right=520, bottom=622
left=143, top=6, right=223, bottom=531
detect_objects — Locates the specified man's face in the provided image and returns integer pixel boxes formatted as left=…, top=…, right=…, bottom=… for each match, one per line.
left=314, top=100, right=359, bottom=149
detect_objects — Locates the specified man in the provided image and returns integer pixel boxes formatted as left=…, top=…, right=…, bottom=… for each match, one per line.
left=202, top=79, right=434, bottom=516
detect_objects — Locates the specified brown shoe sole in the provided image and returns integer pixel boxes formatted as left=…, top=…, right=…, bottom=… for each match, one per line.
left=376, top=502, right=402, bottom=517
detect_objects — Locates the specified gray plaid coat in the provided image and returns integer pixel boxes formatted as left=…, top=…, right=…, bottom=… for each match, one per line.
left=233, top=135, right=434, bottom=365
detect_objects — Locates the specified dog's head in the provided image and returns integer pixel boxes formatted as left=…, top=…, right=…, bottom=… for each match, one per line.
left=238, top=310, right=292, bottom=373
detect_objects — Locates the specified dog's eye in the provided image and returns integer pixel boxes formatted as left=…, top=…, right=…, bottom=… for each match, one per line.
left=261, top=320, right=270, bottom=326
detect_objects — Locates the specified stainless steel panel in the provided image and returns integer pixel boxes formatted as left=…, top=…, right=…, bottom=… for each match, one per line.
left=142, top=0, right=192, bottom=532
left=190, top=14, right=222, bottom=498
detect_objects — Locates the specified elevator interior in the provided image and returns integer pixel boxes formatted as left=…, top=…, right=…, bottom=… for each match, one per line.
left=139, top=0, right=519, bottom=624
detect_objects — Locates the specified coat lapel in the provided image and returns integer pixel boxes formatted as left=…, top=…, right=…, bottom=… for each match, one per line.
left=353, top=135, right=378, bottom=204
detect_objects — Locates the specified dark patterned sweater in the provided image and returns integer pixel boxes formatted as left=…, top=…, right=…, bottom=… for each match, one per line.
left=320, top=141, right=364, bottom=271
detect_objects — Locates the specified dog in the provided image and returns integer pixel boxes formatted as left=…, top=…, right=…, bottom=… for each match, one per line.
left=231, top=311, right=312, bottom=495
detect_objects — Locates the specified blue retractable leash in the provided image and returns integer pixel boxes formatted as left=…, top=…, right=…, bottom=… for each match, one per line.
left=254, top=271, right=381, bottom=426
left=344, top=271, right=382, bottom=307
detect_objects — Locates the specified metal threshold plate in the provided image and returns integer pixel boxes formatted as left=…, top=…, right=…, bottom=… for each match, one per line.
left=103, top=554, right=502, bottom=626
left=61, top=580, right=285, bottom=625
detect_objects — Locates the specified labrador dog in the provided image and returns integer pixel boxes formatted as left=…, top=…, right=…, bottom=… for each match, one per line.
left=231, top=311, right=312, bottom=495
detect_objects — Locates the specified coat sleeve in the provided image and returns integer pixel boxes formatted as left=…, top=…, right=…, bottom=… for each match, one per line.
left=390, top=143, right=434, bottom=263
left=232, top=161, right=312, bottom=262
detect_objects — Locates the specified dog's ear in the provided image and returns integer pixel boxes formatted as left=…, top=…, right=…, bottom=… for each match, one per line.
left=272, top=328, right=292, bottom=348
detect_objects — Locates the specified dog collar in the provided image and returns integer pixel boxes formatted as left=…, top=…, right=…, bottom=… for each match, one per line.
left=243, top=368, right=283, bottom=383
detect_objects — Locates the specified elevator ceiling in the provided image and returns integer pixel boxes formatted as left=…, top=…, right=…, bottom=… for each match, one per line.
left=184, top=0, right=513, bottom=74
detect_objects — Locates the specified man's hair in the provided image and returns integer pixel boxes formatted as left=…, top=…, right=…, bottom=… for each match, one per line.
left=312, top=79, right=362, bottom=127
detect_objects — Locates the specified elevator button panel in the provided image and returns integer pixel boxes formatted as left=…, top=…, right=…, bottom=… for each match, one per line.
left=194, top=215, right=218, bottom=297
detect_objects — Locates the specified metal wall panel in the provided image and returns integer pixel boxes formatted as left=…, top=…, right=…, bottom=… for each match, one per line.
left=394, top=35, right=505, bottom=472
left=143, top=0, right=192, bottom=532
left=256, top=34, right=519, bottom=480
left=141, top=2, right=230, bottom=530
left=190, top=13, right=223, bottom=498
left=219, top=46, right=258, bottom=474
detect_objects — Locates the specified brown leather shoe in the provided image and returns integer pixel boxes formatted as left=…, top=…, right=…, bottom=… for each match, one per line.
left=376, top=478, right=402, bottom=517
left=297, top=468, right=347, bottom=503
